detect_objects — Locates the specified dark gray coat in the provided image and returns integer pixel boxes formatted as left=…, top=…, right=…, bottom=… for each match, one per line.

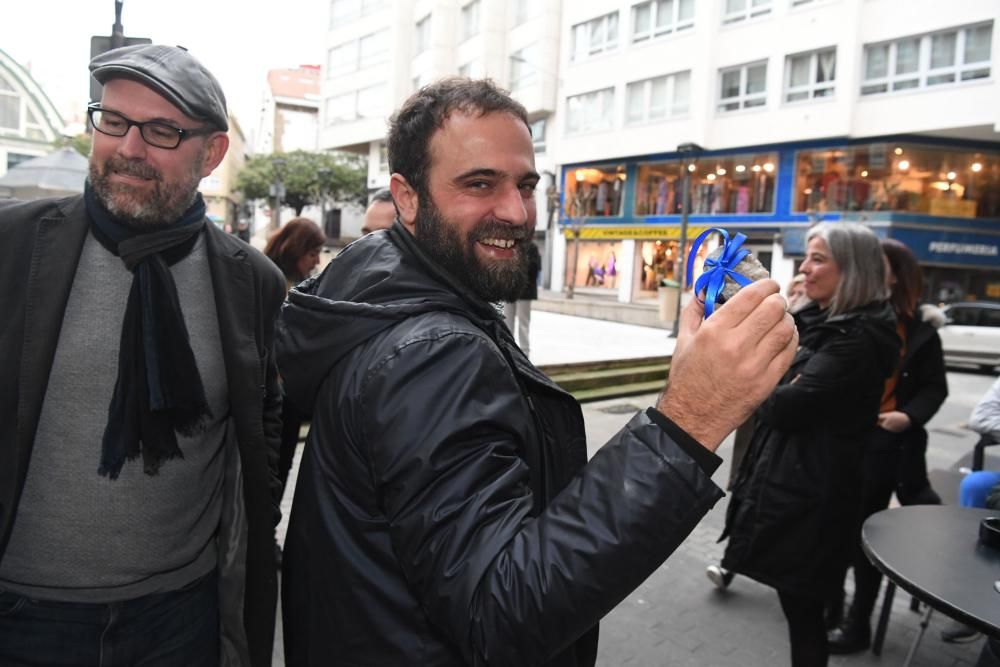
left=0, top=195, right=285, bottom=666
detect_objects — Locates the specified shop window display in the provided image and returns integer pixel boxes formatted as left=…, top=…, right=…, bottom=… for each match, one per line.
left=795, top=144, right=1000, bottom=219
left=634, top=153, right=777, bottom=216
left=564, top=165, right=626, bottom=217
left=565, top=241, right=622, bottom=290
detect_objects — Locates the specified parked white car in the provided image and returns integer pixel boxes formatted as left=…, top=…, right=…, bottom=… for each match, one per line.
left=938, top=302, right=1000, bottom=372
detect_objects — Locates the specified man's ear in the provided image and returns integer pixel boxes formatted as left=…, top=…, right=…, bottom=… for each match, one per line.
left=199, top=132, right=230, bottom=177
left=389, top=174, right=418, bottom=234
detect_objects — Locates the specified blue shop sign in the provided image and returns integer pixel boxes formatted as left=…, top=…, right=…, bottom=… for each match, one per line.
left=889, top=227, right=1000, bottom=268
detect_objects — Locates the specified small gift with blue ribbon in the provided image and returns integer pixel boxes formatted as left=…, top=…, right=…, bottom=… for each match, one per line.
left=686, top=227, right=767, bottom=317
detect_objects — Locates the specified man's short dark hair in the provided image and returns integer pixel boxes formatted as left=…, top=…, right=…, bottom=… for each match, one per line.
left=386, top=78, right=530, bottom=198
left=370, top=188, right=393, bottom=204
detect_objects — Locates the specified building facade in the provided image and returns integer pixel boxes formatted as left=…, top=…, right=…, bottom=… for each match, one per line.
left=0, top=48, right=65, bottom=177
left=552, top=0, right=1000, bottom=304
left=200, top=115, right=249, bottom=232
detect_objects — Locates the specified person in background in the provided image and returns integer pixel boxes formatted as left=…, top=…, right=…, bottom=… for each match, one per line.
left=277, top=77, right=798, bottom=666
left=0, top=44, right=283, bottom=666
left=361, top=187, right=396, bottom=234
left=718, top=222, right=899, bottom=667
left=264, top=217, right=326, bottom=291
left=936, top=375, right=1000, bottom=647
left=504, top=239, right=541, bottom=358
left=264, top=217, right=326, bottom=495
left=827, top=238, right=948, bottom=654
left=786, top=272, right=810, bottom=314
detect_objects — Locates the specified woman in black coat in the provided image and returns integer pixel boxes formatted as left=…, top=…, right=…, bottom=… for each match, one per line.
left=827, top=239, right=948, bottom=653
left=719, top=223, right=900, bottom=667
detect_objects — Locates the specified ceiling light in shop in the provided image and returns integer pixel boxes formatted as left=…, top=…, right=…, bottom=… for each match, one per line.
left=763, top=163, right=775, bottom=173
left=687, top=164, right=696, bottom=172
left=707, top=173, right=717, bottom=181
left=716, top=167, right=727, bottom=175
left=972, top=162, right=983, bottom=172
left=861, top=170, right=869, bottom=177
left=947, top=171, right=957, bottom=180
left=735, top=165, right=746, bottom=172
left=752, top=165, right=762, bottom=172
left=894, top=147, right=903, bottom=155
left=898, top=160, right=910, bottom=170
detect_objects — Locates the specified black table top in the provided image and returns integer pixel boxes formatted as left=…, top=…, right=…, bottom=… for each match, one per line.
left=863, top=505, right=1000, bottom=637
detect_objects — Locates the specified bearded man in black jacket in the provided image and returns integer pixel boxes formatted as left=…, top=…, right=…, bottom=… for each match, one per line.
left=277, top=78, right=798, bottom=666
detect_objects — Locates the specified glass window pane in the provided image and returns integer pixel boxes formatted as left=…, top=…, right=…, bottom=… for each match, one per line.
left=746, top=64, right=767, bottom=94
left=930, top=32, right=957, bottom=69
left=817, top=50, right=836, bottom=83
left=678, top=0, right=694, bottom=21
left=0, top=96, right=19, bottom=129
left=589, top=19, right=604, bottom=51
left=656, top=0, right=673, bottom=29
left=607, top=13, right=619, bottom=45
left=865, top=44, right=889, bottom=79
left=567, top=97, right=581, bottom=132
left=789, top=55, right=810, bottom=88
left=721, top=70, right=740, bottom=99
left=965, top=24, right=993, bottom=64
left=726, top=0, right=745, bottom=13
left=895, top=39, right=920, bottom=74
left=673, top=71, right=690, bottom=113
left=0, top=74, right=14, bottom=92
left=927, top=73, right=956, bottom=85
left=633, top=3, right=652, bottom=35
left=626, top=82, right=645, bottom=123
left=649, top=77, right=667, bottom=117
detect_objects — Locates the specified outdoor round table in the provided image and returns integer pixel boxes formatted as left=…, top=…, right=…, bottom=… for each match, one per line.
left=862, top=505, right=1000, bottom=665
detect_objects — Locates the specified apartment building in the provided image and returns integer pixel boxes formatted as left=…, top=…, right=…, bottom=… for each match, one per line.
left=552, top=0, right=1000, bottom=303
left=319, top=0, right=563, bottom=246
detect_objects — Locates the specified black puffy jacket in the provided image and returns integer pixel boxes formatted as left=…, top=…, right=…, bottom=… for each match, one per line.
left=720, top=301, right=900, bottom=599
left=276, top=223, right=724, bottom=666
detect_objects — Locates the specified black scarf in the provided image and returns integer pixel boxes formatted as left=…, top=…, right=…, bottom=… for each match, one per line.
left=85, top=182, right=212, bottom=479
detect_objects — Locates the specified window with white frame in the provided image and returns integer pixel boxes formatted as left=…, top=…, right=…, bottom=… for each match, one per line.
left=510, top=45, right=538, bottom=89
left=530, top=118, right=546, bottom=152
left=722, top=0, right=772, bottom=24
left=326, top=93, right=355, bottom=123
left=785, top=48, right=835, bottom=102
left=327, top=42, right=356, bottom=77
left=625, top=70, right=690, bottom=123
left=461, top=0, right=481, bottom=41
left=566, top=87, right=615, bottom=134
left=862, top=22, right=993, bottom=95
left=329, top=0, right=387, bottom=28
left=0, top=74, right=21, bottom=131
left=632, top=0, right=695, bottom=43
left=791, top=0, right=817, bottom=5
left=718, top=61, right=767, bottom=111
left=513, top=0, right=535, bottom=25
left=570, top=12, right=619, bottom=62
left=414, top=15, right=431, bottom=55
left=458, top=60, right=481, bottom=78
left=359, top=29, right=389, bottom=69
left=356, top=84, right=386, bottom=117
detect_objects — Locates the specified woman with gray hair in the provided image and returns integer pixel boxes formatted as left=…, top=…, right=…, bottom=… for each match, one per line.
left=715, top=223, right=900, bottom=666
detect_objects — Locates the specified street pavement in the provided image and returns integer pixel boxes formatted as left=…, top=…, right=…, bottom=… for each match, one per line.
left=274, top=311, right=997, bottom=666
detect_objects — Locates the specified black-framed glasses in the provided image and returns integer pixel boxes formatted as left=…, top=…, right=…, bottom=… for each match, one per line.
left=87, top=104, right=216, bottom=150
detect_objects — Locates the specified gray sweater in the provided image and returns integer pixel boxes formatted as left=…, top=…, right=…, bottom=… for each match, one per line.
left=0, top=232, right=229, bottom=602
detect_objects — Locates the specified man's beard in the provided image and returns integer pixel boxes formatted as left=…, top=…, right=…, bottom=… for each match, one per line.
left=414, top=196, right=531, bottom=303
left=88, top=151, right=205, bottom=230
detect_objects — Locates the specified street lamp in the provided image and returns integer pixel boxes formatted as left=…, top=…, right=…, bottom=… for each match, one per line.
left=672, top=142, right=703, bottom=338
left=269, top=157, right=286, bottom=232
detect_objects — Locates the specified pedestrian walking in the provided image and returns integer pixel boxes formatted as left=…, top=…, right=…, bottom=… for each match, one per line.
left=503, top=239, right=541, bottom=357
left=0, top=44, right=284, bottom=666
left=717, top=222, right=900, bottom=667
left=828, top=238, right=949, bottom=654
left=276, top=77, right=798, bottom=666
left=361, top=187, right=396, bottom=234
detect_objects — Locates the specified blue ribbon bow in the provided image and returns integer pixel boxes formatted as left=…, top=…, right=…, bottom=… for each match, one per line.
left=686, top=227, right=753, bottom=317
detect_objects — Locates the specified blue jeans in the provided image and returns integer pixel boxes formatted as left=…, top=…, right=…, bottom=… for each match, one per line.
left=0, top=570, right=219, bottom=666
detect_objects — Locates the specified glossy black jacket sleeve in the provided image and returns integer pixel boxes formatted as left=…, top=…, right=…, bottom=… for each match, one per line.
left=360, top=331, right=723, bottom=666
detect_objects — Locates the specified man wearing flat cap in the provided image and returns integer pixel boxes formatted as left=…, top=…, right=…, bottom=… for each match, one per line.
left=0, top=44, right=284, bottom=665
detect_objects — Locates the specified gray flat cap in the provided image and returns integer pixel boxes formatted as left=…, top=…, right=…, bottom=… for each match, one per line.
left=89, top=44, right=228, bottom=132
